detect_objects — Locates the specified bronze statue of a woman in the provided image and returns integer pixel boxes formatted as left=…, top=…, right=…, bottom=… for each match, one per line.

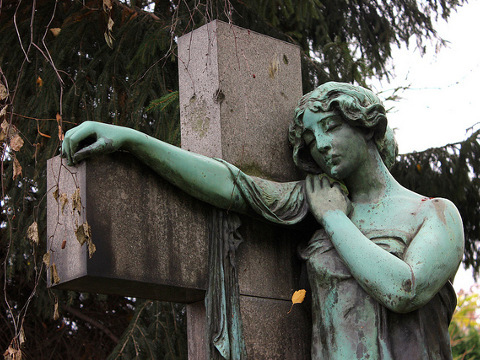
left=62, top=82, right=464, bottom=359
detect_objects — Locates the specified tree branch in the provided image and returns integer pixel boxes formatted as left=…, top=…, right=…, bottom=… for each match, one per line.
left=61, top=304, right=120, bottom=344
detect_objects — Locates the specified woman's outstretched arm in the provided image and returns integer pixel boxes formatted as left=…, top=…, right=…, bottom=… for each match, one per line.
left=62, top=121, right=249, bottom=213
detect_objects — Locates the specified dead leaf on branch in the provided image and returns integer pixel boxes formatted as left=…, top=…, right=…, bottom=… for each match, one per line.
left=2, top=119, right=17, bottom=138
left=103, top=0, right=113, bottom=11
left=52, top=187, right=59, bottom=201
left=87, top=238, right=96, bottom=258
left=53, top=299, right=59, bottom=320
left=3, top=345, right=22, bottom=360
left=27, top=221, right=39, bottom=245
left=50, top=28, right=61, bottom=37
left=10, top=134, right=24, bottom=151
left=51, top=263, right=60, bottom=285
left=13, top=158, right=22, bottom=180
left=36, top=76, right=43, bottom=87
left=288, top=289, right=306, bottom=314
left=71, top=188, right=82, bottom=214
left=0, top=105, right=7, bottom=118
left=19, top=326, right=25, bottom=346
left=75, top=221, right=91, bottom=246
left=43, top=252, right=51, bottom=267
left=59, top=193, right=68, bottom=214
left=0, top=83, right=8, bottom=100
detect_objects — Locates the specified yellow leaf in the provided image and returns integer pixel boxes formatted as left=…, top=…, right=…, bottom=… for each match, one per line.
left=59, top=193, right=68, bottom=213
left=71, top=188, right=82, bottom=214
left=27, top=221, right=39, bottom=244
left=13, top=158, right=22, bottom=180
left=291, top=289, right=306, bottom=304
left=36, top=76, right=43, bottom=87
left=43, top=252, right=51, bottom=267
left=50, top=28, right=61, bottom=37
left=51, top=263, right=60, bottom=285
left=288, top=289, right=306, bottom=314
left=10, top=134, right=23, bottom=151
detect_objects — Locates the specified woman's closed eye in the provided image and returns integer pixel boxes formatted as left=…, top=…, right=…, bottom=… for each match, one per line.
left=325, top=118, right=342, bottom=132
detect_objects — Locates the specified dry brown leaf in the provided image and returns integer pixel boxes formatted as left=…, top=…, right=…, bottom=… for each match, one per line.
left=61, top=239, right=66, bottom=249
left=36, top=76, right=43, bottom=87
left=87, top=238, right=96, bottom=258
left=107, top=16, right=114, bottom=31
left=27, top=221, right=39, bottom=244
left=75, top=221, right=91, bottom=246
left=0, top=105, right=7, bottom=118
left=103, top=0, right=113, bottom=11
left=10, top=134, right=24, bottom=151
left=288, top=289, right=306, bottom=314
left=53, top=299, right=59, bottom=320
left=1, top=119, right=16, bottom=138
left=51, top=263, right=60, bottom=285
left=0, top=83, right=7, bottom=100
left=13, top=158, right=22, bottom=180
left=3, top=345, right=22, bottom=360
left=19, top=326, right=25, bottom=346
left=52, top=187, right=59, bottom=201
left=43, top=252, right=51, bottom=267
left=71, top=188, right=82, bottom=214
left=50, top=28, right=61, bottom=37
left=59, top=193, right=68, bottom=213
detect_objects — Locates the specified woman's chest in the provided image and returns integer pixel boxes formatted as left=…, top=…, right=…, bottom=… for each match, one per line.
left=349, top=199, right=425, bottom=243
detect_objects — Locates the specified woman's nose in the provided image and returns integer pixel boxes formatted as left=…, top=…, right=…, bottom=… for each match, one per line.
left=315, top=136, right=331, bottom=153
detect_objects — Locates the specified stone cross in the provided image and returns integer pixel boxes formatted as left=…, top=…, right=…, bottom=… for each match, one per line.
left=47, top=20, right=310, bottom=359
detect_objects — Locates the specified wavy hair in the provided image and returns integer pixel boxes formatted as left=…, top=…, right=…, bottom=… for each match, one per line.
left=288, top=82, right=398, bottom=174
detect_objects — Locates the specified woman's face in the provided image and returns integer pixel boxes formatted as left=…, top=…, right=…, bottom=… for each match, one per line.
left=302, top=108, right=370, bottom=180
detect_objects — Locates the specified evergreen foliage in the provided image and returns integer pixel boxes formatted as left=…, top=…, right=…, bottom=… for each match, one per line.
left=0, top=0, right=473, bottom=358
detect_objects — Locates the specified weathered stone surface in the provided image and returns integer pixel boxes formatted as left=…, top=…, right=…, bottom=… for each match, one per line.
left=47, top=153, right=210, bottom=303
left=186, top=297, right=311, bottom=359
left=240, top=295, right=311, bottom=359
left=178, top=20, right=302, bottom=181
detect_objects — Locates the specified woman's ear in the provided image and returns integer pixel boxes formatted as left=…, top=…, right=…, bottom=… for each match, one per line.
left=364, top=129, right=375, bottom=141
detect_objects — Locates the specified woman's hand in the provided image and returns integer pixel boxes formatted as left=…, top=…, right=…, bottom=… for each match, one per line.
left=305, top=174, right=351, bottom=222
left=62, top=121, right=133, bottom=166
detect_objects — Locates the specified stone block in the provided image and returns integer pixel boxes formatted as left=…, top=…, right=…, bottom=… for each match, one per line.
left=47, top=153, right=210, bottom=303
left=178, top=20, right=303, bottom=182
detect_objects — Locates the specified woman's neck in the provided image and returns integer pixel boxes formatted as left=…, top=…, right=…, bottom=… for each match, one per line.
left=345, top=143, right=397, bottom=204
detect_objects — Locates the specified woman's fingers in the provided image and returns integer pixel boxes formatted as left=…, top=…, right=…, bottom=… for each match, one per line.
left=72, top=137, right=108, bottom=163
left=61, top=122, right=96, bottom=165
